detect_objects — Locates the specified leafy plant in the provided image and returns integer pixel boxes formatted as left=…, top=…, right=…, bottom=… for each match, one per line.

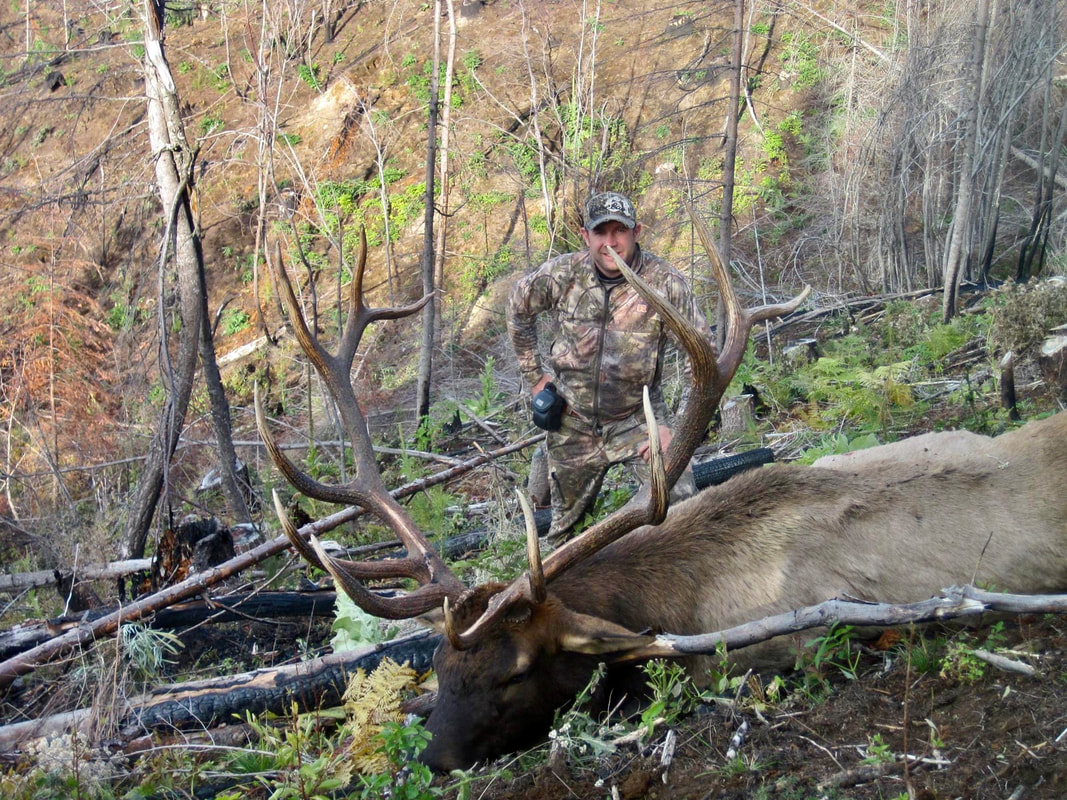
left=405, top=484, right=463, bottom=540
left=939, top=622, right=1009, bottom=684
left=198, top=114, right=223, bottom=135
left=210, top=64, right=230, bottom=92
left=120, top=623, right=183, bottom=679
left=779, top=30, right=822, bottom=88
left=331, top=591, right=396, bottom=652
left=460, top=243, right=514, bottom=300
left=796, top=623, right=860, bottom=699
left=546, top=664, right=624, bottom=765
left=357, top=720, right=441, bottom=799
left=939, top=639, right=987, bottom=684
left=640, top=659, right=702, bottom=736
left=469, top=356, right=503, bottom=416
left=356, top=725, right=439, bottom=797
left=234, top=704, right=352, bottom=799
left=298, top=62, right=323, bottom=92
left=861, top=733, right=894, bottom=765
left=458, top=49, right=483, bottom=94
left=221, top=308, right=250, bottom=335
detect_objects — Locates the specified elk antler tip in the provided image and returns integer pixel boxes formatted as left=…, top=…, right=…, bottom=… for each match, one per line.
left=516, top=489, right=546, bottom=604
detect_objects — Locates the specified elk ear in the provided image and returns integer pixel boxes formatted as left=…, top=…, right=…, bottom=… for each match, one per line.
left=557, top=610, right=657, bottom=656
left=418, top=607, right=446, bottom=633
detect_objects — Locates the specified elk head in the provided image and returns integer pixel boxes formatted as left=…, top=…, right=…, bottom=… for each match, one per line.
left=256, top=206, right=810, bottom=771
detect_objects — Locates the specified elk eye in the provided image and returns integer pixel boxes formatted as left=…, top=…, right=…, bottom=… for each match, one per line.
left=504, top=667, right=533, bottom=688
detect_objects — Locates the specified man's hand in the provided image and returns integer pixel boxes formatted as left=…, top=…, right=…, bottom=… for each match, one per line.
left=638, top=425, right=673, bottom=463
left=530, top=374, right=553, bottom=397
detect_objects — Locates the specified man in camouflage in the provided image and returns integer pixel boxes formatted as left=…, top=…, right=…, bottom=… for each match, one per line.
left=507, top=191, right=711, bottom=541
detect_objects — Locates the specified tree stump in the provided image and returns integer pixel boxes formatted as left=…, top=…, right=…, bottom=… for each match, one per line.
left=999, top=351, right=1020, bottom=421
left=1038, top=335, right=1067, bottom=404
left=720, top=394, right=755, bottom=437
left=782, top=338, right=820, bottom=367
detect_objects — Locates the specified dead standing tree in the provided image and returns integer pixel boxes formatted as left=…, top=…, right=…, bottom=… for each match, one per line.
left=118, top=2, right=205, bottom=562
left=121, top=1, right=248, bottom=561
left=940, top=0, right=989, bottom=322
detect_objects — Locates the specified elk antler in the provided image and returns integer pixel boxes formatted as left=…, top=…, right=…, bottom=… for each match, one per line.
left=446, top=201, right=811, bottom=648
left=256, top=231, right=465, bottom=619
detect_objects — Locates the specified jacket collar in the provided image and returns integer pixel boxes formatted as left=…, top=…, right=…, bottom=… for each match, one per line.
left=587, top=243, right=644, bottom=284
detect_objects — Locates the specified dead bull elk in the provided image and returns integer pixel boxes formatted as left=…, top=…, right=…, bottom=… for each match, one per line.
left=256, top=218, right=1067, bottom=773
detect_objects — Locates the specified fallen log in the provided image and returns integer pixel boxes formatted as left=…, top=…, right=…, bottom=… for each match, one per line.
left=0, top=590, right=340, bottom=661
left=0, top=629, right=438, bottom=752
left=0, top=560, right=153, bottom=594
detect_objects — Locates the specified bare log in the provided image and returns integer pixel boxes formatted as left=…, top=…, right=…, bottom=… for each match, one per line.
left=628, top=586, right=1067, bottom=659
left=971, top=648, right=1035, bottom=676
left=0, top=630, right=437, bottom=752
left=0, top=560, right=152, bottom=593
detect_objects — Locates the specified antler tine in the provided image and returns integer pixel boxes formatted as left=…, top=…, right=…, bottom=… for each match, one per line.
left=260, top=236, right=465, bottom=619
left=516, top=489, right=547, bottom=604
left=683, top=197, right=811, bottom=375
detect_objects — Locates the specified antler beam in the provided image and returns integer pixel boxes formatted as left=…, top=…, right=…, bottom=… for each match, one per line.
left=257, top=231, right=464, bottom=619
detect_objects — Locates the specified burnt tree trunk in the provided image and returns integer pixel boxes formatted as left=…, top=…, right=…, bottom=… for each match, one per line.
left=120, top=1, right=205, bottom=561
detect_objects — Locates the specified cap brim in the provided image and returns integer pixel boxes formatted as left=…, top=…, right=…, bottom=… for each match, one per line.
left=586, top=214, right=636, bottom=230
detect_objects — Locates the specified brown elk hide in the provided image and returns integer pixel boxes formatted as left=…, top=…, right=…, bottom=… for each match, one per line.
left=557, top=412, right=1067, bottom=665
left=423, top=413, right=1067, bottom=770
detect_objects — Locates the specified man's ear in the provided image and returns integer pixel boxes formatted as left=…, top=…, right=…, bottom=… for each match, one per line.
left=557, top=608, right=656, bottom=656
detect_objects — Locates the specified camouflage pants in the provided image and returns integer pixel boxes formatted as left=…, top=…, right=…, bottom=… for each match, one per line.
left=545, top=409, right=696, bottom=542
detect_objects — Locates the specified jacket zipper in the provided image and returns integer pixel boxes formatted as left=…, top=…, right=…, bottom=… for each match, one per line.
left=590, top=281, right=612, bottom=430
left=589, top=247, right=642, bottom=430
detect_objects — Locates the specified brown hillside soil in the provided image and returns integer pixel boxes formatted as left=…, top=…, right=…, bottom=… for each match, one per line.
left=447, top=616, right=1067, bottom=800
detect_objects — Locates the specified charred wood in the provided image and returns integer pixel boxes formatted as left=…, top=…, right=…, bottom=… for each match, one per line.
left=0, top=591, right=340, bottom=661
left=0, top=630, right=437, bottom=752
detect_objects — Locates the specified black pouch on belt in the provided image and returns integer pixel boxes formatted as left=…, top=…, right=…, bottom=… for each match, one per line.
left=531, top=383, right=566, bottom=431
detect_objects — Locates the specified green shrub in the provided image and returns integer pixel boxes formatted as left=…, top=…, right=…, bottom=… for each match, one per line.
left=987, top=279, right=1067, bottom=356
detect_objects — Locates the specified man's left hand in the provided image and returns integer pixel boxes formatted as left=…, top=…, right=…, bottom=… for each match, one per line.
left=638, top=425, right=673, bottom=463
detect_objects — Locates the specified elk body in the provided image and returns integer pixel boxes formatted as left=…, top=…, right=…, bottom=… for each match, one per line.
left=256, top=213, right=1066, bottom=774
left=424, top=412, right=1067, bottom=769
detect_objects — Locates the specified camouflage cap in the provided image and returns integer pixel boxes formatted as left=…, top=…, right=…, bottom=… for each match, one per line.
left=583, top=191, right=637, bottom=230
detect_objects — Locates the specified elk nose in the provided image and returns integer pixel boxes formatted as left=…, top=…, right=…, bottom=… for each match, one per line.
left=418, top=739, right=467, bottom=774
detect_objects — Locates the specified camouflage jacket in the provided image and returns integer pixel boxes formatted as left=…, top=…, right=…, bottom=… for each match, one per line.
left=506, top=245, right=710, bottom=424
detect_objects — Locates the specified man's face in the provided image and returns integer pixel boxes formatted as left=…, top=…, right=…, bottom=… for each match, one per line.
left=581, top=220, right=642, bottom=276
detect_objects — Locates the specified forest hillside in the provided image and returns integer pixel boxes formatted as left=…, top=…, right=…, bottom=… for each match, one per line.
left=1, top=3, right=1066, bottom=798
left=1, top=1, right=1064, bottom=563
